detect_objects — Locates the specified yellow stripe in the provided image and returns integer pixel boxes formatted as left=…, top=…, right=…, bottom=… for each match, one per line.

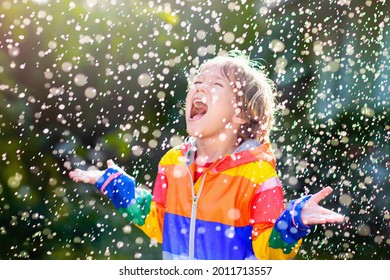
left=252, top=228, right=301, bottom=260
left=159, top=148, right=186, bottom=166
left=221, top=161, right=278, bottom=185
left=136, top=202, right=163, bottom=243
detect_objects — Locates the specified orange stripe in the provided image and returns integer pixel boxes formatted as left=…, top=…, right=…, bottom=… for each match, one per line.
left=165, top=172, right=261, bottom=226
left=195, top=174, right=257, bottom=226
left=160, top=150, right=280, bottom=227
left=163, top=163, right=280, bottom=225
left=164, top=164, right=193, bottom=218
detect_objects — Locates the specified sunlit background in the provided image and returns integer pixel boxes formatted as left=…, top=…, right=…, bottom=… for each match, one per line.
left=0, top=0, right=388, bottom=260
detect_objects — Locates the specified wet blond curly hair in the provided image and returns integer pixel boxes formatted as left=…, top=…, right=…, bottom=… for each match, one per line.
left=198, top=51, right=278, bottom=144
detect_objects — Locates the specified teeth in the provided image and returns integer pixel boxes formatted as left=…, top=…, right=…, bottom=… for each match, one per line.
left=193, top=100, right=204, bottom=108
left=191, top=96, right=208, bottom=118
left=193, top=97, right=207, bottom=106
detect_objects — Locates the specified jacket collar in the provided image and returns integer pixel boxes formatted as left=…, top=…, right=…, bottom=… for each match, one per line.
left=180, top=137, right=276, bottom=172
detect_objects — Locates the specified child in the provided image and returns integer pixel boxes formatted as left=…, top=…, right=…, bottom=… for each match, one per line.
left=69, top=51, right=344, bottom=260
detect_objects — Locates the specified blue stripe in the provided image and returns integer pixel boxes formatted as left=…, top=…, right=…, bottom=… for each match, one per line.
left=95, top=168, right=136, bottom=209
left=275, top=195, right=313, bottom=244
left=162, top=213, right=255, bottom=260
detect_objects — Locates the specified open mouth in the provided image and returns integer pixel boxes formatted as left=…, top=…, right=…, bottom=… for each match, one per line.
left=190, top=97, right=208, bottom=120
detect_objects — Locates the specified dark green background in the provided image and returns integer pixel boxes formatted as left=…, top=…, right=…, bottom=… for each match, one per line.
left=0, top=0, right=388, bottom=259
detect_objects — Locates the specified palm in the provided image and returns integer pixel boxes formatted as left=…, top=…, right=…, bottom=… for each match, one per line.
left=301, top=187, right=345, bottom=226
left=69, top=159, right=120, bottom=184
left=69, top=169, right=104, bottom=184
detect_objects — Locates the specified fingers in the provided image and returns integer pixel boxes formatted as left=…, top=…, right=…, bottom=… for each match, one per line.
left=69, top=169, right=91, bottom=183
left=301, top=187, right=345, bottom=226
left=301, top=196, right=345, bottom=225
left=328, top=212, right=344, bottom=223
left=318, top=207, right=345, bottom=223
left=107, top=159, right=115, bottom=168
left=68, top=160, right=117, bottom=185
left=68, top=168, right=102, bottom=184
left=69, top=169, right=81, bottom=180
left=303, top=211, right=345, bottom=225
left=311, top=186, right=333, bottom=204
left=107, top=159, right=125, bottom=173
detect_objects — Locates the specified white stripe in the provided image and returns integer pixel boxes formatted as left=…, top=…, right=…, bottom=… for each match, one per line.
left=255, top=176, right=282, bottom=194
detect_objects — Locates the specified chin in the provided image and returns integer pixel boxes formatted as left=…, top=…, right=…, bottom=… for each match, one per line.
left=186, top=124, right=206, bottom=138
left=186, top=128, right=203, bottom=138
left=186, top=119, right=201, bottom=136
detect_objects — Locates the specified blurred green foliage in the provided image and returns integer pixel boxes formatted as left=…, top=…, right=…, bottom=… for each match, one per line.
left=0, top=0, right=388, bottom=260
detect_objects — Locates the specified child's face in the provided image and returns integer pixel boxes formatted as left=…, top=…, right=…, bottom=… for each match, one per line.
left=185, top=63, right=243, bottom=140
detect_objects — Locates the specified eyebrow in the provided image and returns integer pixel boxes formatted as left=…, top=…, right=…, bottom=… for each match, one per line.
left=194, top=73, right=227, bottom=82
left=214, top=75, right=227, bottom=81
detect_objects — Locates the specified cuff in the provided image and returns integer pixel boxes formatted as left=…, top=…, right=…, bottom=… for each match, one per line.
left=291, top=195, right=312, bottom=231
left=95, top=168, right=136, bottom=209
left=275, top=195, right=313, bottom=244
left=96, top=168, right=123, bottom=194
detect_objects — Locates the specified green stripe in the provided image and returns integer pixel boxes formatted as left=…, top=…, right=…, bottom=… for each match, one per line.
left=269, top=229, right=298, bottom=254
left=118, top=190, right=152, bottom=226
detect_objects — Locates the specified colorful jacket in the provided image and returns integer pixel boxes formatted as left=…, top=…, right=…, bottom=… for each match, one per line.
left=95, top=137, right=313, bottom=260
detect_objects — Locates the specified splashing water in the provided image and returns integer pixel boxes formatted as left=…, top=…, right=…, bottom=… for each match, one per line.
left=0, top=0, right=388, bottom=260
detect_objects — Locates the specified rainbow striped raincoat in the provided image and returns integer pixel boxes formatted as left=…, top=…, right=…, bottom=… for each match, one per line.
left=96, top=137, right=312, bottom=259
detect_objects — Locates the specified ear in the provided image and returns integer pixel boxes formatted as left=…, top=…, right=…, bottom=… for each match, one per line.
left=232, top=114, right=247, bottom=125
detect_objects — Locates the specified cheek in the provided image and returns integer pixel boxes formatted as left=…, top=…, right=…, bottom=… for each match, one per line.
left=185, top=91, right=194, bottom=108
left=211, top=95, right=219, bottom=104
left=188, top=84, right=196, bottom=91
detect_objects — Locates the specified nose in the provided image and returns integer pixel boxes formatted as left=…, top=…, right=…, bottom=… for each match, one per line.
left=196, top=86, right=207, bottom=94
left=189, top=83, right=205, bottom=95
left=194, top=81, right=213, bottom=93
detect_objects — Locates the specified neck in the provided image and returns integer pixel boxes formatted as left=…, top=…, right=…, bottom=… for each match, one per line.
left=195, top=134, right=238, bottom=163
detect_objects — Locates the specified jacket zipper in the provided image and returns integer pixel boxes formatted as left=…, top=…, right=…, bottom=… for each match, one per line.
left=186, top=165, right=206, bottom=260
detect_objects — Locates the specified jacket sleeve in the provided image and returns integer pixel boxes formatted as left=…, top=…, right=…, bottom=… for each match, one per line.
left=252, top=197, right=313, bottom=260
left=95, top=167, right=152, bottom=226
left=95, top=166, right=166, bottom=243
left=250, top=165, right=313, bottom=259
left=273, top=195, right=313, bottom=243
left=136, top=164, right=167, bottom=244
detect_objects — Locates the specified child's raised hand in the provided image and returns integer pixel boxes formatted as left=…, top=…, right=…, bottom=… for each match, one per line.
left=301, top=186, right=345, bottom=226
left=69, top=159, right=118, bottom=185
